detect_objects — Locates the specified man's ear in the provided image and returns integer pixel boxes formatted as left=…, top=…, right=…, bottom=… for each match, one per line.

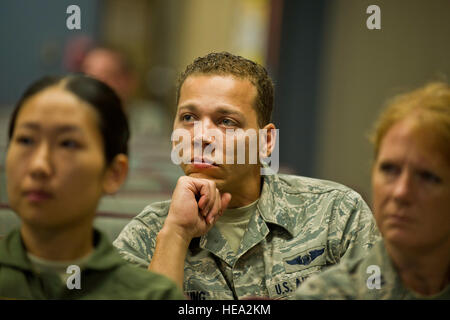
left=260, top=123, right=277, bottom=157
left=102, top=154, right=129, bottom=195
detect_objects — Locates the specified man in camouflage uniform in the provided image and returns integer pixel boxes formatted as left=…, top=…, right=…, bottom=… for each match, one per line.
left=113, top=52, right=380, bottom=300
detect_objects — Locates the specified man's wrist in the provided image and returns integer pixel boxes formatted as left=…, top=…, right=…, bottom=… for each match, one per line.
left=158, top=224, right=192, bottom=250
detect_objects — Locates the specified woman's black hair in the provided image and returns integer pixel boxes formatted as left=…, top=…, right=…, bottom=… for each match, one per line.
left=8, top=74, right=130, bottom=165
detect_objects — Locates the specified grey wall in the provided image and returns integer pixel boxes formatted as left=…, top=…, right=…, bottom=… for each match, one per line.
left=315, top=0, right=450, bottom=202
left=272, top=0, right=326, bottom=176
left=0, top=0, right=101, bottom=106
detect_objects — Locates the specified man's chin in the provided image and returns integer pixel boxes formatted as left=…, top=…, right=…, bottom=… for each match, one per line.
left=183, top=164, right=219, bottom=177
left=187, top=172, right=217, bottom=180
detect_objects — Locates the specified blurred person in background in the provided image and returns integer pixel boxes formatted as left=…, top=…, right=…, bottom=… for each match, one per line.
left=114, top=52, right=380, bottom=300
left=0, top=74, right=185, bottom=299
left=81, top=45, right=171, bottom=138
left=295, top=82, right=450, bottom=299
left=81, top=45, right=180, bottom=197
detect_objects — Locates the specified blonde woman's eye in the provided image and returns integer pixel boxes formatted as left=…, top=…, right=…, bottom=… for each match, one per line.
left=419, top=170, right=442, bottom=184
left=379, top=162, right=400, bottom=176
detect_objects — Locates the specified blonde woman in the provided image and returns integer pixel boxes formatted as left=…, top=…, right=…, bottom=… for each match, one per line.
left=295, top=82, right=450, bottom=299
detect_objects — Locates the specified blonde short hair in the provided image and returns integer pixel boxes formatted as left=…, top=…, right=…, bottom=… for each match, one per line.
left=370, top=82, right=450, bottom=160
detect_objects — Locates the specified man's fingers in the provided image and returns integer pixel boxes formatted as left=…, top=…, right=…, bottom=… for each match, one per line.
left=206, top=189, right=222, bottom=224
left=188, top=178, right=217, bottom=218
left=200, top=181, right=213, bottom=217
left=187, top=178, right=210, bottom=214
left=180, top=177, right=230, bottom=225
left=206, top=190, right=232, bottom=225
left=197, top=194, right=207, bottom=211
left=220, top=193, right=232, bottom=212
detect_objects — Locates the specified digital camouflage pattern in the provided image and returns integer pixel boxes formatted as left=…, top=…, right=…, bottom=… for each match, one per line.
left=113, top=173, right=380, bottom=300
left=295, top=240, right=450, bottom=299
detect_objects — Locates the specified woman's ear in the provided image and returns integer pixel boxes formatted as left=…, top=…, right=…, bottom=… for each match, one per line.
left=102, top=154, right=129, bottom=195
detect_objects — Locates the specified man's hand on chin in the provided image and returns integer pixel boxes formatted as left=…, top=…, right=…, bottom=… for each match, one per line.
left=148, top=176, right=231, bottom=289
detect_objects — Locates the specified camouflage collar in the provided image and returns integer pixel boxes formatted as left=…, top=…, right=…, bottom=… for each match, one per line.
left=194, top=174, right=296, bottom=265
left=255, top=174, right=296, bottom=237
left=362, top=240, right=408, bottom=298
left=371, top=240, right=450, bottom=299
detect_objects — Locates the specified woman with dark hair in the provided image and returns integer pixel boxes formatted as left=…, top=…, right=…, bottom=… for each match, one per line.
left=0, top=74, right=185, bottom=299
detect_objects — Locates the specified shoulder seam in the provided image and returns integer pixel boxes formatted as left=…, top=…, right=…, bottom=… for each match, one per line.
left=278, top=174, right=353, bottom=196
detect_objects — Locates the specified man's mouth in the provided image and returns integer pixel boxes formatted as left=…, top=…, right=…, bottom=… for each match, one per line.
left=191, top=157, right=218, bottom=168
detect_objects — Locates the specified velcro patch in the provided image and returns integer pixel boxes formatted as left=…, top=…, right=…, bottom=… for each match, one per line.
left=282, top=245, right=326, bottom=273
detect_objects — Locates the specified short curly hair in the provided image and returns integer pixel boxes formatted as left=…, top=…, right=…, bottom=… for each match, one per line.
left=176, top=52, right=274, bottom=127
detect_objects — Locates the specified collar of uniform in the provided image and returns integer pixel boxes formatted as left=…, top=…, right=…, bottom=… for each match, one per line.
left=0, top=228, right=124, bottom=272
left=81, top=229, right=125, bottom=271
left=256, top=173, right=295, bottom=237
left=369, top=240, right=450, bottom=299
left=192, top=173, right=296, bottom=255
left=0, top=228, right=32, bottom=271
left=360, top=240, right=410, bottom=298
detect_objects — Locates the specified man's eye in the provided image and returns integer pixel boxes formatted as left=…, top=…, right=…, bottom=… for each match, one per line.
left=220, top=118, right=236, bottom=127
left=182, top=114, right=195, bottom=122
left=419, top=170, right=442, bottom=184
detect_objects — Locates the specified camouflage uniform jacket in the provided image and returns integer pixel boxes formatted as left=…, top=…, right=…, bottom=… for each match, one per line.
left=295, top=240, right=450, bottom=300
left=113, top=173, right=380, bottom=300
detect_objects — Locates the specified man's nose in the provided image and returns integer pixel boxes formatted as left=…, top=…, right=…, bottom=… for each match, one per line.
left=193, top=120, right=215, bottom=146
left=29, top=143, right=53, bottom=180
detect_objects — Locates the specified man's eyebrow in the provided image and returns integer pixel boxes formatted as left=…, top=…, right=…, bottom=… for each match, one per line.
left=177, top=104, right=245, bottom=118
left=18, top=122, right=83, bottom=134
left=214, top=106, right=245, bottom=118
left=177, top=104, right=198, bottom=113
